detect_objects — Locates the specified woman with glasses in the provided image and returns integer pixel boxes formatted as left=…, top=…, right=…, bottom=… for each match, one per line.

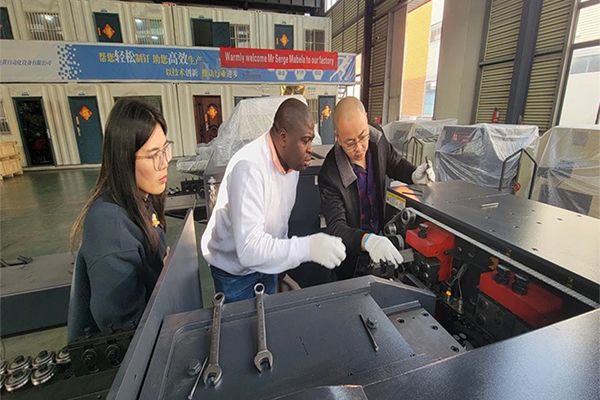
left=318, top=97, right=435, bottom=281
left=67, top=98, right=173, bottom=341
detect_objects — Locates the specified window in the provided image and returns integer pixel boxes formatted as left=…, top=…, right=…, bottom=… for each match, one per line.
left=0, top=100, right=11, bottom=135
left=230, top=24, right=250, bottom=48
left=94, top=13, right=123, bottom=43
left=346, top=53, right=362, bottom=99
left=559, top=0, right=600, bottom=125
left=571, top=54, right=600, bottom=74
left=135, top=18, right=164, bottom=45
left=192, top=19, right=213, bottom=47
left=574, top=2, right=600, bottom=44
left=26, top=12, right=63, bottom=41
left=0, top=7, right=14, bottom=39
left=430, top=22, right=442, bottom=43
left=305, top=29, right=325, bottom=51
left=324, top=0, right=340, bottom=12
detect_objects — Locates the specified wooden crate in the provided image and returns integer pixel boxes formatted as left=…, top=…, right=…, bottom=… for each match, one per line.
left=0, top=141, right=18, bottom=158
left=0, top=141, right=23, bottom=180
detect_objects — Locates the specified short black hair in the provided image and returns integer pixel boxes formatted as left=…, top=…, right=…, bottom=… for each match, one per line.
left=272, top=98, right=313, bottom=135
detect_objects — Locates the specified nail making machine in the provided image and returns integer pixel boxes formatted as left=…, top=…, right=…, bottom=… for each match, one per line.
left=8, top=180, right=598, bottom=399
left=104, top=180, right=597, bottom=400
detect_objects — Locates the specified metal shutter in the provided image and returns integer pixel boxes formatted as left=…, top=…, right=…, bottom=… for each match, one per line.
left=344, top=0, right=359, bottom=26
left=522, top=0, right=572, bottom=132
left=331, top=3, right=344, bottom=37
left=476, top=61, right=515, bottom=124
left=535, top=0, right=572, bottom=51
left=343, top=20, right=358, bottom=53
left=484, top=0, right=522, bottom=60
left=368, top=8, right=388, bottom=120
left=332, top=33, right=343, bottom=53
left=357, top=17, right=365, bottom=50
left=523, top=53, right=563, bottom=132
left=476, top=0, right=522, bottom=124
left=375, top=0, right=401, bottom=19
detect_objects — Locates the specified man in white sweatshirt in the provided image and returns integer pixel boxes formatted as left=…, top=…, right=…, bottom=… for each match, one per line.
left=201, top=98, right=346, bottom=303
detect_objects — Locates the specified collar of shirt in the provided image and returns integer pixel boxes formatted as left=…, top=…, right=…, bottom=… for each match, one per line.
left=267, top=133, right=293, bottom=175
left=351, top=147, right=372, bottom=174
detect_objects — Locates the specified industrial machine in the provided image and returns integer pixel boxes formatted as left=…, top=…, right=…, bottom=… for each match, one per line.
left=382, top=119, right=457, bottom=166
left=110, top=182, right=596, bottom=399
left=435, top=124, right=539, bottom=196
left=4, top=182, right=598, bottom=399
left=531, top=125, right=600, bottom=218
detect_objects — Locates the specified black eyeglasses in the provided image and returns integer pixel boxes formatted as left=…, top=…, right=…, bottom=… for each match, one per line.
left=340, top=133, right=370, bottom=152
left=136, top=140, right=173, bottom=171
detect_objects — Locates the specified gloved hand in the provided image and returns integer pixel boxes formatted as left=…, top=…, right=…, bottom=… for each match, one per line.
left=309, top=233, right=346, bottom=270
left=412, top=160, right=435, bottom=184
left=364, top=234, right=404, bottom=267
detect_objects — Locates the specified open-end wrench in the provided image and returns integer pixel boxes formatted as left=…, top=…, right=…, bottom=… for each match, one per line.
left=203, top=292, right=225, bottom=386
left=253, top=283, right=273, bottom=372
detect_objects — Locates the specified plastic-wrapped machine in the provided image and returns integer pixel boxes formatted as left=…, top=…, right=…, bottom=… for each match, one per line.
left=176, top=143, right=212, bottom=175
left=382, top=119, right=458, bottom=166
left=434, top=124, right=539, bottom=192
left=177, top=95, right=321, bottom=176
left=206, top=95, right=321, bottom=171
left=531, top=126, right=600, bottom=219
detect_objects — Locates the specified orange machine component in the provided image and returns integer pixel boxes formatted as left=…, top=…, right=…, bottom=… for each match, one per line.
left=405, top=222, right=455, bottom=282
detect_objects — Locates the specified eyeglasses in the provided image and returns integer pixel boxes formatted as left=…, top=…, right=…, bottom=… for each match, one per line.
left=137, top=140, right=173, bottom=171
left=340, top=133, right=370, bottom=152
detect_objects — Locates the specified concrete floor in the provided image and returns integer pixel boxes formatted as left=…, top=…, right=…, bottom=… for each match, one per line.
left=0, top=161, right=214, bottom=362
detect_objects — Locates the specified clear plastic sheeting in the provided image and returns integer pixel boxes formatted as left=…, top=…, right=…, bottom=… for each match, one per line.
left=531, top=126, right=600, bottom=219
left=434, top=124, right=539, bottom=192
left=382, top=119, right=458, bottom=165
left=206, top=95, right=322, bottom=171
left=176, top=95, right=321, bottom=175
left=382, top=119, right=458, bottom=149
left=176, top=143, right=212, bottom=175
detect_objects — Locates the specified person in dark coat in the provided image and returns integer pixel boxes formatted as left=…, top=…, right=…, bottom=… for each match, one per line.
left=318, top=97, right=435, bottom=280
left=67, top=99, right=172, bottom=341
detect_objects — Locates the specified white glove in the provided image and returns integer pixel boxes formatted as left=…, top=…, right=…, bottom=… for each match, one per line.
left=309, top=233, right=346, bottom=270
left=364, top=234, right=404, bottom=267
left=412, top=160, right=435, bottom=184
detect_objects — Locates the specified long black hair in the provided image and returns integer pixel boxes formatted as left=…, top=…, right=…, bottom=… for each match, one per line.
left=70, top=98, right=167, bottom=255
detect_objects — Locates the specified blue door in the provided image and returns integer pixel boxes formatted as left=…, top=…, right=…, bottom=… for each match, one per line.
left=319, top=96, right=336, bottom=145
left=69, top=97, right=103, bottom=164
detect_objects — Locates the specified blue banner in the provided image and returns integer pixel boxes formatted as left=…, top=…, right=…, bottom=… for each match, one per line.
left=51, top=43, right=356, bottom=84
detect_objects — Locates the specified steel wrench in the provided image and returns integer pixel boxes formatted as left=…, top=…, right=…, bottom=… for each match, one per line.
left=253, top=283, right=273, bottom=372
left=203, top=292, right=225, bottom=386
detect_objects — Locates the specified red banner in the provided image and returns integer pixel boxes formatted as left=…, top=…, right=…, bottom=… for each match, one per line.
left=220, top=48, right=338, bottom=70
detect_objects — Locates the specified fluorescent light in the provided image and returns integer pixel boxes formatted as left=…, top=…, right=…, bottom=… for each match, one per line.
left=45, top=15, right=54, bottom=21
left=151, top=36, right=158, bottom=40
left=135, top=19, right=143, bottom=23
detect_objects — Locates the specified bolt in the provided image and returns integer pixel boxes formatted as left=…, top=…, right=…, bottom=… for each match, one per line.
left=451, top=346, right=460, bottom=353
left=187, top=359, right=201, bottom=376
left=367, top=317, right=378, bottom=329
left=430, top=325, right=439, bottom=330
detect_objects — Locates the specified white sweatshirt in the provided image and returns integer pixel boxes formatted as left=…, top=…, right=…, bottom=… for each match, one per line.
left=201, top=132, right=311, bottom=276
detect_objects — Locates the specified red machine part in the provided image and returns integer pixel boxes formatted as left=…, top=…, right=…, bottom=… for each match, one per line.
left=405, top=222, right=455, bottom=282
left=480, top=271, right=563, bottom=328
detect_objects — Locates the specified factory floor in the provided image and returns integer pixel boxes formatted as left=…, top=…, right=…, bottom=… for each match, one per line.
left=0, top=161, right=214, bottom=362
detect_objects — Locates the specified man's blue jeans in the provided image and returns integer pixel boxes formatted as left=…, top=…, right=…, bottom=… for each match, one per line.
left=210, top=266, right=277, bottom=303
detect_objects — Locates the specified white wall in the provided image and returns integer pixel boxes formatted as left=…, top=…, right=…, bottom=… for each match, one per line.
left=433, top=0, right=487, bottom=124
